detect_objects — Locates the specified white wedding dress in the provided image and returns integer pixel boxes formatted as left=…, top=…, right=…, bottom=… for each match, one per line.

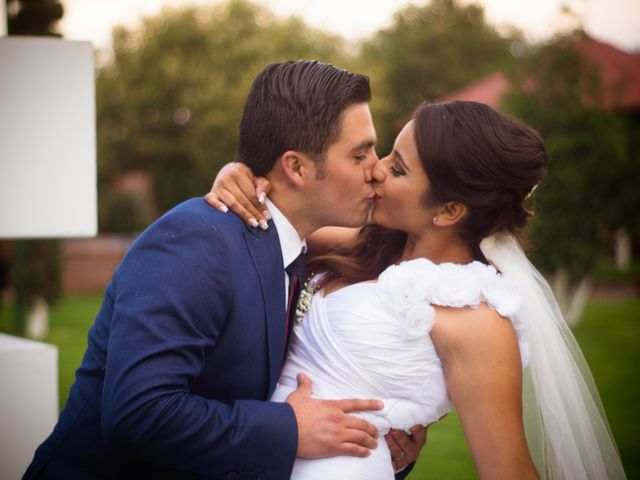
left=271, top=257, right=527, bottom=480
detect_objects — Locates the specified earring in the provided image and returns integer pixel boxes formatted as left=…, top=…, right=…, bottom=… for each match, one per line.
left=433, top=216, right=438, bottom=224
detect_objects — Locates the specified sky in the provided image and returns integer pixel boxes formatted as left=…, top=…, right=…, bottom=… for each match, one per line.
left=58, top=0, right=640, bottom=52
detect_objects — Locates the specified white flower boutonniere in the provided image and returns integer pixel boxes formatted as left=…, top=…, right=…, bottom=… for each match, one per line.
left=295, top=277, right=320, bottom=325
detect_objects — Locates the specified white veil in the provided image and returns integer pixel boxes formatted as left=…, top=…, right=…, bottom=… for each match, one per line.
left=480, top=232, right=627, bottom=480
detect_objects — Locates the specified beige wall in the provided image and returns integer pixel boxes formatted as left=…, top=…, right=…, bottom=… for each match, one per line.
left=62, top=235, right=135, bottom=293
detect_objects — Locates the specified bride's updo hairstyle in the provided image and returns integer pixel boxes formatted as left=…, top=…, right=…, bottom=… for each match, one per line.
left=309, top=100, right=547, bottom=286
left=414, top=100, right=547, bottom=259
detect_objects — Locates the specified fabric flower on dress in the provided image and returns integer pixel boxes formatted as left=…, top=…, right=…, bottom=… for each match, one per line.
left=378, top=258, right=439, bottom=339
left=377, top=257, right=525, bottom=349
left=402, top=304, right=436, bottom=339
left=482, top=275, right=522, bottom=318
left=431, top=262, right=482, bottom=308
left=378, top=258, right=438, bottom=311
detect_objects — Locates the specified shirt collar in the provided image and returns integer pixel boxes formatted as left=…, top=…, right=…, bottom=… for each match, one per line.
left=265, top=198, right=306, bottom=269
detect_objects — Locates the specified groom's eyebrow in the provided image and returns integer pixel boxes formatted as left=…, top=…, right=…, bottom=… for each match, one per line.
left=394, top=150, right=411, bottom=171
left=349, top=139, right=376, bottom=153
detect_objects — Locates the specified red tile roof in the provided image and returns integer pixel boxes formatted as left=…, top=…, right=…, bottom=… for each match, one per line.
left=438, top=32, right=640, bottom=111
left=574, top=33, right=640, bottom=110
left=438, top=71, right=509, bottom=109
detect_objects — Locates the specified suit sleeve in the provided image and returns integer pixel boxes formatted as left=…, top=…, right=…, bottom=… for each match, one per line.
left=101, top=204, right=297, bottom=478
left=395, top=462, right=416, bottom=480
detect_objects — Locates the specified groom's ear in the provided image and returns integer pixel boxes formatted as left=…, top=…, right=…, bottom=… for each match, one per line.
left=279, top=151, right=312, bottom=188
left=435, top=201, right=468, bottom=227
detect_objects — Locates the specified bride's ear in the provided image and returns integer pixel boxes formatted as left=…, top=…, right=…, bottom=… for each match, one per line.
left=433, top=201, right=468, bottom=227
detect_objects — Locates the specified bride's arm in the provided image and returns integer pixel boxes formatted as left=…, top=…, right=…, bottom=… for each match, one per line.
left=205, top=162, right=272, bottom=229
left=306, top=227, right=360, bottom=257
left=205, top=163, right=360, bottom=255
left=430, top=304, right=539, bottom=480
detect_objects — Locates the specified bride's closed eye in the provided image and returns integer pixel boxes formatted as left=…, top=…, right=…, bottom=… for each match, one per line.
left=390, top=164, right=405, bottom=177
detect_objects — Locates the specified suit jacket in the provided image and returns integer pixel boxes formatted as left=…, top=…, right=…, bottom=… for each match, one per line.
left=24, top=198, right=298, bottom=480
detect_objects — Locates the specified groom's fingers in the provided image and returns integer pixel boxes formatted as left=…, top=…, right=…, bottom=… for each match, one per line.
left=334, top=398, right=384, bottom=414
left=288, top=386, right=384, bottom=458
left=343, top=415, right=379, bottom=442
left=292, top=373, right=313, bottom=397
left=341, top=424, right=379, bottom=450
left=335, top=442, right=373, bottom=458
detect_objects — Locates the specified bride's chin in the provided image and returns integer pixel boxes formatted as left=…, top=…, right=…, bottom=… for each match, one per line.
left=369, top=209, right=389, bottom=228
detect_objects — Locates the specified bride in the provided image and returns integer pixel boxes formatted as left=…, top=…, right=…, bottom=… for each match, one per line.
left=207, top=100, right=626, bottom=479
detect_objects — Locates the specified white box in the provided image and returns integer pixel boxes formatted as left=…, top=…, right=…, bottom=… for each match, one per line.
left=0, top=37, right=97, bottom=238
left=0, top=334, right=58, bottom=479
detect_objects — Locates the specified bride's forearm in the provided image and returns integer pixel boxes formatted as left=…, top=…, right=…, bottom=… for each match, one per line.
left=306, top=226, right=361, bottom=257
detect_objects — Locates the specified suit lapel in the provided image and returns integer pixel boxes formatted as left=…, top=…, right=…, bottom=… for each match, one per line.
left=243, top=223, right=287, bottom=396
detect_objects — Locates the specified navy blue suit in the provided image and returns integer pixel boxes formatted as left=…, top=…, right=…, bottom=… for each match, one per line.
left=24, top=198, right=298, bottom=479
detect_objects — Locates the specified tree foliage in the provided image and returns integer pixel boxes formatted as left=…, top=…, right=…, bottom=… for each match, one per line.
left=360, top=0, right=518, bottom=152
left=94, top=0, right=638, bottom=291
left=502, top=35, right=640, bottom=279
left=97, top=0, right=351, bottom=222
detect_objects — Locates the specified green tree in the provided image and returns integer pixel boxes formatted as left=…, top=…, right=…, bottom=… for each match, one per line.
left=97, top=0, right=351, bottom=224
left=502, top=33, right=640, bottom=320
left=360, top=0, right=518, bottom=152
left=503, top=35, right=640, bottom=278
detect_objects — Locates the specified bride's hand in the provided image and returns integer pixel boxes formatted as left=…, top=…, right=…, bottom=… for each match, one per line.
left=204, top=162, right=272, bottom=229
left=386, top=424, right=428, bottom=472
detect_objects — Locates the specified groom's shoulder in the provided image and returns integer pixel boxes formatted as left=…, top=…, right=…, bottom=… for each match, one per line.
left=125, top=198, right=247, bottom=256
left=115, top=198, right=248, bottom=275
left=153, top=197, right=245, bottom=233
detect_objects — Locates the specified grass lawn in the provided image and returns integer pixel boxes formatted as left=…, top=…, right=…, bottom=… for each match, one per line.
left=1, top=296, right=637, bottom=478
left=573, top=300, right=640, bottom=478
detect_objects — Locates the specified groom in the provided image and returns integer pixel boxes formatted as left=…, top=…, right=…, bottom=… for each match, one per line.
left=25, top=61, right=389, bottom=479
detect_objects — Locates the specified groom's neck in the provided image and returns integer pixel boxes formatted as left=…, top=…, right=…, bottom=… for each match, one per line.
left=268, top=189, right=318, bottom=239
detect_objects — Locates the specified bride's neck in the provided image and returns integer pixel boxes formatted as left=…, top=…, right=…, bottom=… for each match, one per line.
left=399, top=232, right=473, bottom=265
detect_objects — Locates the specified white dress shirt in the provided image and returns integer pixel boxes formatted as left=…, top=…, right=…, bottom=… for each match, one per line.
left=264, top=198, right=306, bottom=305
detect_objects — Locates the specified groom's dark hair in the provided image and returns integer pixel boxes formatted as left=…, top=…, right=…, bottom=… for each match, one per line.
left=236, top=60, right=371, bottom=176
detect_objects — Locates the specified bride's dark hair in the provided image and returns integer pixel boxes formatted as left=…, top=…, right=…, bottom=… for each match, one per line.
left=309, top=100, right=548, bottom=285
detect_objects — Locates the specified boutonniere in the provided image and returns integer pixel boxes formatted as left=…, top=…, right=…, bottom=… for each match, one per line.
left=294, top=276, right=320, bottom=325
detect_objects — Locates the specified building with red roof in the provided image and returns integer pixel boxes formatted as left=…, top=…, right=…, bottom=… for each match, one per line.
left=439, top=32, right=640, bottom=112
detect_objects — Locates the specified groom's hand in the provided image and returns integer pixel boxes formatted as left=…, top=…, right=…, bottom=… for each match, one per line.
left=286, top=373, right=383, bottom=459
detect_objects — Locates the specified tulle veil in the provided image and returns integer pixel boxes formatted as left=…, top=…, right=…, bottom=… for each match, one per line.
left=480, top=232, right=626, bottom=479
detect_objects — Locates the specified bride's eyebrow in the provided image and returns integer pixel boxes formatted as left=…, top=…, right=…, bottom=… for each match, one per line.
left=394, top=150, right=411, bottom=172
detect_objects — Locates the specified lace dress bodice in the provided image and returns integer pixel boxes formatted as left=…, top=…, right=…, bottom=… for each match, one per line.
left=271, top=258, right=526, bottom=480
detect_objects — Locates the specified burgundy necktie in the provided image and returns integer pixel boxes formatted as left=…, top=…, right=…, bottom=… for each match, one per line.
left=284, top=252, right=306, bottom=343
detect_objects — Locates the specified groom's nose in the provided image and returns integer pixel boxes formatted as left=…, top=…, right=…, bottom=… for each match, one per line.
left=371, top=156, right=387, bottom=183
left=364, top=152, right=379, bottom=183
